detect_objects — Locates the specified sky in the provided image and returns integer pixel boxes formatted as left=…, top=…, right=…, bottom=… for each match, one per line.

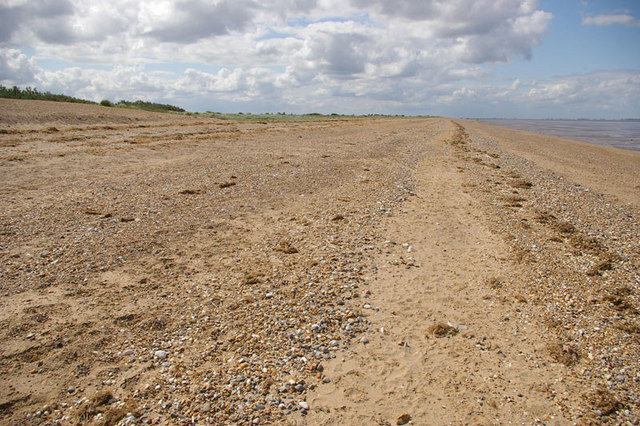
left=0, top=0, right=639, bottom=118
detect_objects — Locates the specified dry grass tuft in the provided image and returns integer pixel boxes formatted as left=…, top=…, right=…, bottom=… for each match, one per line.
left=510, top=179, right=533, bottom=189
left=179, top=188, right=205, bottom=195
left=75, top=391, right=141, bottom=425
left=275, top=240, right=299, bottom=254
left=243, top=272, right=264, bottom=285
left=502, top=194, right=526, bottom=208
left=602, top=294, right=636, bottom=313
left=551, top=221, right=576, bottom=235
left=91, top=390, right=114, bottom=406
left=616, top=321, right=640, bottom=336
left=587, top=256, right=617, bottom=276
left=427, top=322, right=458, bottom=338
left=547, top=341, right=580, bottom=366
left=586, top=388, right=623, bottom=417
left=570, top=235, right=604, bottom=255
left=486, top=277, right=503, bottom=289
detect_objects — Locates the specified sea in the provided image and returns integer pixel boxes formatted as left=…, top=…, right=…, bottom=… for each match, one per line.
left=480, top=119, right=640, bottom=152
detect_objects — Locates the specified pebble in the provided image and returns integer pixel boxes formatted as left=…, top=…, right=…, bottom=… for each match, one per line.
left=458, top=127, right=640, bottom=423
left=397, top=413, right=412, bottom=425
left=4, top=121, right=536, bottom=425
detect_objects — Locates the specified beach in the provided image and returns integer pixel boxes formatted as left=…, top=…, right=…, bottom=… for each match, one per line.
left=1, top=99, right=639, bottom=424
left=480, top=119, right=640, bottom=152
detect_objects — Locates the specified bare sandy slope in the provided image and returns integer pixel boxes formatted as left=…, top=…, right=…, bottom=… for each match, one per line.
left=1, top=100, right=639, bottom=425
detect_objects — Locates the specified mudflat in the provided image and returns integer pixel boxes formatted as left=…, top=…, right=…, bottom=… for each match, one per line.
left=1, top=99, right=639, bottom=425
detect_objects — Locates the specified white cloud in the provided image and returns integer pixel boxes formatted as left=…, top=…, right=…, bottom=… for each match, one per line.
left=141, top=0, right=259, bottom=42
left=0, top=48, right=41, bottom=84
left=582, top=13, right=639, bottom=27
left=4, top=0, right=635, bottom=118
left=525, top=72, right=640, bottom=111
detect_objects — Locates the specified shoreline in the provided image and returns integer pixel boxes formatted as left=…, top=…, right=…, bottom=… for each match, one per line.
left=478, top=118, right=640, bottom=153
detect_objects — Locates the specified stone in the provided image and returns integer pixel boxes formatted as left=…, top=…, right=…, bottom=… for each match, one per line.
left=299, top=401, right=309, bottom=410
left=155, top=350, right=168, bottom=360
left=360, top=336, right=369, bottom=344
left=397, top=413, right=411, bottom=425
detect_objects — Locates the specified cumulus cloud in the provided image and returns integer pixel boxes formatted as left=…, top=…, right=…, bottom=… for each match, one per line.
left=0, top=0, right=75, bottom=42
left=526, top=72, right=640, bottom=109
left=0, top=48, right=41, bottom=84
left=7, top=0, right=634, bottom=118
left=582, top=13, right=640, bottom=27
left=141, top=0, right=259, bottom=42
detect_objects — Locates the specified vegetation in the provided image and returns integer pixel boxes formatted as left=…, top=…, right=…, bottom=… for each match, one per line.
left=194, top=112, right=411, bottom=122
left=0, top=85, right=96, bottom=104
left=0, top=85, right=185, bottom=113
left=1, top=85, right=426, bottom=120
left=114, top=100, right=185, bottom=113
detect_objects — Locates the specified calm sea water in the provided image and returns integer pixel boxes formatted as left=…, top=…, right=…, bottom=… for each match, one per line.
left=480, top=119, right=640, bottom=152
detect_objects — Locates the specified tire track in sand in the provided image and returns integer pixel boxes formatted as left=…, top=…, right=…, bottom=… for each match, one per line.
left=302, top=121, right=583, bottom=425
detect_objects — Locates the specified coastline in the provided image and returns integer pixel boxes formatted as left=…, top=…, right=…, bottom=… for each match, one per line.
left=479, top=118, right=640, bottom=153
left=463, top=119, right=640, bottom=208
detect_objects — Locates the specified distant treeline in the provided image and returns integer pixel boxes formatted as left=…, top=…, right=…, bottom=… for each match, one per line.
left=0, top=85, right=95, bottom=104
left=110, top=100, right=185, bottom=113
left=0, top=85, right=185, bottom=113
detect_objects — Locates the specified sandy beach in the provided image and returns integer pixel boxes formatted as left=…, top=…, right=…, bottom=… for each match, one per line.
left=1, top=99, right=639, bottom=425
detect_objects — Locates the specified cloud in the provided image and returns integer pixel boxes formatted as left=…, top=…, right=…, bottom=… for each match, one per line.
left=141, top=0, right=259, bottom=43
left=4, top=49, right=639, bottom=118
left=18, top=0, right=639, bottom=117
left=582, top=13, right=640, bottom=27
left=526, top=72, right=640, bottom=110
left=0, top=0, right=75, bottom=42
left=0, top=48, right=41, bottom=84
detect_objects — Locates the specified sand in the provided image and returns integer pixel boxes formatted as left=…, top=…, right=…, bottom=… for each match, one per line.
left=0, top=99, right=639, bottom=425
